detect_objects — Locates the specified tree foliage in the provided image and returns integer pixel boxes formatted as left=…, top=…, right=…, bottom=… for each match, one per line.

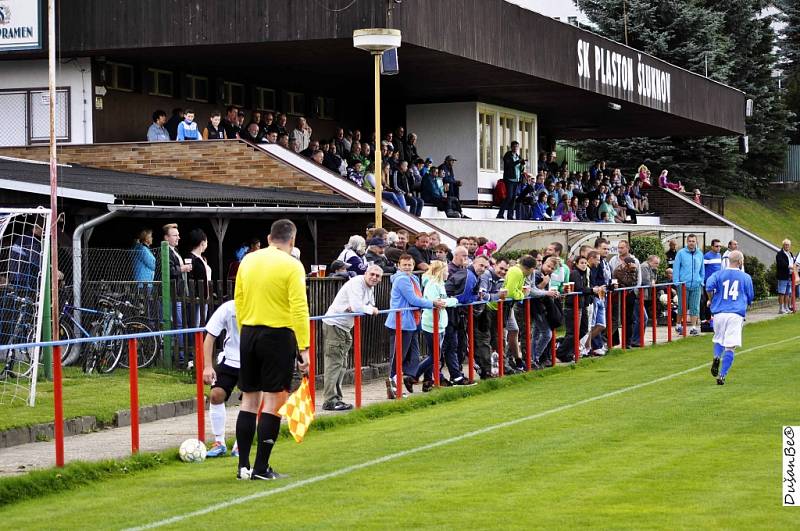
left=775, top=0, right=800, bottom=142
left=571, top=0, right=793, bottom=195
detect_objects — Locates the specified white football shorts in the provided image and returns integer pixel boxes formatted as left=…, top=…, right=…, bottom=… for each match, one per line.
left=712, top=312, right=744, bottom=349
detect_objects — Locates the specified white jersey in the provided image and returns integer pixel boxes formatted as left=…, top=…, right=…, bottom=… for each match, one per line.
left=204, top=300, right=240, bottom=368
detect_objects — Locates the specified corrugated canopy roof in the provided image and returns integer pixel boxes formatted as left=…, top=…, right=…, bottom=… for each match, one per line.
left=0, top=157, right=362, bottom=208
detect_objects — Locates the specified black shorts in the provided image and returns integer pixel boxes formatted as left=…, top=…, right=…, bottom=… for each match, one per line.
left=239, top=325, right=297, bottom=393
left=211, top=362, right=239, bottom=401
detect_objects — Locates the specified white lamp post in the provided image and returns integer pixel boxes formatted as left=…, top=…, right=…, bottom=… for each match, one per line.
left=353, top=28, right=401, bottom=229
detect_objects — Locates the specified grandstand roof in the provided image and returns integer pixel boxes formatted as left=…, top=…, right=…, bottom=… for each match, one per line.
left=0, top=157, right=364, bottom=209
left=26, top=0, right=746, bottom=139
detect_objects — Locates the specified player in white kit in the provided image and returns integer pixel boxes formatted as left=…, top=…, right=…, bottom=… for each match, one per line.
left=704, top=251, right=754, bottom=385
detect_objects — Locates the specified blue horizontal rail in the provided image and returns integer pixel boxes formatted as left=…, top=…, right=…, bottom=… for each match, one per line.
left=0, top=282, right=686, bottom=352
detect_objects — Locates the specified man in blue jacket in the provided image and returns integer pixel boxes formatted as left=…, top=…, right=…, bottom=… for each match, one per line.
left=701, top=239, right=722, bottom=322
left=385, top=254, right=446, bottom=398
left=673, top=234, right=705, bottom=336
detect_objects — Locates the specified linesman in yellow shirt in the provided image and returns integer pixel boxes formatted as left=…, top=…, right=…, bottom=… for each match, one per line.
left=234, top=219, right=310, bottom=481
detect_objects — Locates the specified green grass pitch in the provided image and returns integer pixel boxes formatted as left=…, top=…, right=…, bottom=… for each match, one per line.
left=2, top=314, right=798, bottom=529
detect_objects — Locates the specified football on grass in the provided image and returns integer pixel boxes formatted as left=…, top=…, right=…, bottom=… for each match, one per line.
left=179, top=439, right=207, bottom=463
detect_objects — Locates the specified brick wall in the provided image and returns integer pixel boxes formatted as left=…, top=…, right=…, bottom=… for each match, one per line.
left=0, top=140, right=336, bottom=196
left=646, top=187, right=726, bottom=226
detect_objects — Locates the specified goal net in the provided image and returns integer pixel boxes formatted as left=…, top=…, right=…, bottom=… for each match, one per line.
left=0, top=208, right=51, bottom=407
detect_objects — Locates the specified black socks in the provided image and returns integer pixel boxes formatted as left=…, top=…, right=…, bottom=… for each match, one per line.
left=235, top=411, right=257, bottom=470
left=253, top=413, right=282, bottom=474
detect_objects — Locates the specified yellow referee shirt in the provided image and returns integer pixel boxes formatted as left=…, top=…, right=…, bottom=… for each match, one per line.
left=234, top=245, right=310, bottom=349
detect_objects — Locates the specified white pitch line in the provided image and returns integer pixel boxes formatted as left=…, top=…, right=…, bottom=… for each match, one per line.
left=127, top=334, right=800, bottom=531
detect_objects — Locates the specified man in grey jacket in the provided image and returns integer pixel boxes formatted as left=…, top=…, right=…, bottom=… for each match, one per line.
left=321, top=265, right=382, bottom=411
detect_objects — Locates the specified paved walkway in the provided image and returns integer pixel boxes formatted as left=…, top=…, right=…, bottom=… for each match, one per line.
left=0, top=306, right=787, bottom=477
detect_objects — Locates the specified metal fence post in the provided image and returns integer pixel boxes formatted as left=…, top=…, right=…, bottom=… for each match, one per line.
left=651, top=285, right=657, bottom=346
left=354, top=316, right=362, bottom=408
left=53, top=344, right=64, bottom=467
left=128, top=338, right=140, bottom=454
left=467, top=305, right=475, bottom=383
left=524, top=299, right=532, bottom=371
left=194, top=331, right=205, bottom=442
left=432, top=308, right=440, bottom=387
left=497, top=300, right=505, bottom=377
left=160, top=241, right=172, bottom=367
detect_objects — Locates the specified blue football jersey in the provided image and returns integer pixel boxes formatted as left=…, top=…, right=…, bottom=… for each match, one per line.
left=707, top=269, right=755, bottom=317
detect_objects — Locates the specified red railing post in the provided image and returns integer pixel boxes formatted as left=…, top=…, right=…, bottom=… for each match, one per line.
left=128, top=338, right=140, bottom=454
left=638, top=288, right=645, bottom=348
left=667, top=285, right=673, bottom=342
left=194, top=331, right=205, bottom=443
left=572, top=295, right=580, bottom=363
left=467, top=305, right=475, bottom=383
left=497, top=301, right=505, bottom=377
left=651, top=285, right=658, bottom=346
left=550, top=329, right=557, bottom=366
left=53, top=344, right=64, bottom=468
left=524, top=299, right=532, bottom=371
left=308, top=320, right=316, bottom=410
left=681, top=284, right=688, bottom=337
left=353, top=316, right=362, bottom=409
left=432, top=308, right=440, bottom=387
left=792, top=272, right=797, bottom=312
left=394, top=312, right=403, bottom=400
left=621, top=290, right=627, bottom=350
left=607, top=289, right=614, bottom=350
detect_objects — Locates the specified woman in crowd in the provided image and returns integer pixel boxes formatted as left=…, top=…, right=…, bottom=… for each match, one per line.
left=556, top=253, right=601, bottom=362
left=657, top=169, right=685, bottom=192
left=188, top=228, right=212, bottom=325
left=337, top=235, right=368, bottom=275
left=380, top=162, right=407, bottom=210
left=532, top=191, right=549, bottom=221
left=132, top=229, right=156, bottom=283
left=416, top=260, right=458, bottom=392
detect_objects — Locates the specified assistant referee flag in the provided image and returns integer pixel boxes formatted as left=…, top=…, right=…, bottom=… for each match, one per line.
left=278, top=377, right=315, bottom=442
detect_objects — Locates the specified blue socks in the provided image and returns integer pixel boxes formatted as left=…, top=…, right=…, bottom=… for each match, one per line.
left=713, top=342, right=724, bottom=359
left=720, top=350, right=735, bottom=377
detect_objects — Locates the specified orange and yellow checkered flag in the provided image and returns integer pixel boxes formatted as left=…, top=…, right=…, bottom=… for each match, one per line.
left=278, top=377, right=315, bottom=443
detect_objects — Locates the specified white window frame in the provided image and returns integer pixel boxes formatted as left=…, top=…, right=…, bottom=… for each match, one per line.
left=185, top=74, right=209, bottom=103
left=146, top=68, right=174, bottom=97
left=223, top=81, right=245, bottom=107
left=478, top=110, right=496, bottom=171
left=499, top=114, right=515, bottom=167
left=107, top=62, right=134, bottom=92
left=518, top=118, right=534, bottom=161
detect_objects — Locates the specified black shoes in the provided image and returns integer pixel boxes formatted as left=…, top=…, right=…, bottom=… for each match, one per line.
left=403, top=375, right=416, bottom=393
left=422, top=380, right=434, bottom=393
left=251, top=466, right=287, bottom=481
left=452, top=376, right=476, bottom=386
left=322, top=401, right=353, bottom=411
left=716, top=375, right=725, bottom=386
left=710, top=357, right=720, bottom=377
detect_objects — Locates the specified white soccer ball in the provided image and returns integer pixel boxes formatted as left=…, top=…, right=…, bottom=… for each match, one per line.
left=179, top=438, right=207, bottom=463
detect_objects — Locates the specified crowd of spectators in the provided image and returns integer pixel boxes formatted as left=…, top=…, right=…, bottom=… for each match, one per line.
left=146, top=107, right=468, bottom=220
left=493, top=152, right=676, bottom=223
left=322, top=224, right=711, bottom=400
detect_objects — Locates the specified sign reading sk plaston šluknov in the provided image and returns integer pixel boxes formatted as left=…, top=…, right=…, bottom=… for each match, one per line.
left=577, top=38, right=671, bottom=112
left=0, top=0, right=42, bottom=52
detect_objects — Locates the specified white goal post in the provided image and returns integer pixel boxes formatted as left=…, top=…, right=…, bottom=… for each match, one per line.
left=0, top=207, right=52, bottom=407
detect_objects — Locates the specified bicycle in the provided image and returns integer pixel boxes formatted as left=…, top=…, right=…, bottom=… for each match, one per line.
left=0, top=292, right=37, bottom=380
left=60, top=296, right=159, bottom=370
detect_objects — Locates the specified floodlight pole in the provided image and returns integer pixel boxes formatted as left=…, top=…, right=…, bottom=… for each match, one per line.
left=353, top=28, right=402, bottom=229
left=48, top=0, right=60, bottom=343
left=373, top=52, right=383, bottom=228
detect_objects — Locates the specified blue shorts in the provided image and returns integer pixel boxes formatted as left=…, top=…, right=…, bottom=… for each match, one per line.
left=593, top=297, right=606, bottom=327
left=777, top=280, right=794, bottom=296
left=679, top=287, right=702, bottom=317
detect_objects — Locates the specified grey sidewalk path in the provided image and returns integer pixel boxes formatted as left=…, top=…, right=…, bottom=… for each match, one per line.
left=0, top=306, right=787, bottom=477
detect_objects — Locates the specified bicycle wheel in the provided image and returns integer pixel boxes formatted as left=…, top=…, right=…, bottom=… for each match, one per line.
left=58, top=322, right=72, bottom=364
left=96, top=323, right=125, bottom=374
left=1, top=345, right=33, bottom=379
left=83, top=323, right=105, bottom=374
left=120, top=319, right=159, bottom=368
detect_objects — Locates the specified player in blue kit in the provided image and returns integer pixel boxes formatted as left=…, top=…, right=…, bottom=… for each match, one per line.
left=704, top=251, right=754, bottom=385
